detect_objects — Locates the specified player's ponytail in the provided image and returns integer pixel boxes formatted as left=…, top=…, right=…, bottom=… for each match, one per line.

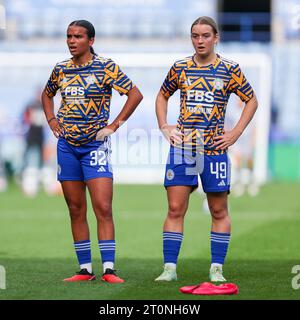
left=69, top=20, right=96, bottom=55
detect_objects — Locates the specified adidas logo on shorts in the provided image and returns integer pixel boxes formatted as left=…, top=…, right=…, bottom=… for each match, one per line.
left=218, top=180, right=226, bottom=187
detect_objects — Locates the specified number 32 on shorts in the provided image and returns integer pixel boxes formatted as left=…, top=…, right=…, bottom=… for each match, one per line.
left=210, top=162, right=227, bottom=179
left=90, top=150, right=107, bottom=166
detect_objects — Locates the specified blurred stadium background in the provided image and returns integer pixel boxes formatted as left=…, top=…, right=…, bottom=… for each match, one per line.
left=0, top=0, right=300, bottom=300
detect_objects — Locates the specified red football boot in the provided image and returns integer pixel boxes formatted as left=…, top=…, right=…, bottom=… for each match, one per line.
left=101, top=268, right=125, bottom=283
left=192, top=282, right=238, bottom=295
left=180, top=282, right=215, bottom=294
left=180, top=282, right=238, bottom=295
left=63, top=268, right=96, bottom=282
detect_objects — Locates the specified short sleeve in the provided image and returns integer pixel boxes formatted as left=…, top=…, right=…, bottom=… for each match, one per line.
left=104, top=59, right=135, bottom=95
left=45, top=65, right=60, bottom=98
left=228, top=64, right=254, bottom=102
left=160, top=63, right=179, bottom=98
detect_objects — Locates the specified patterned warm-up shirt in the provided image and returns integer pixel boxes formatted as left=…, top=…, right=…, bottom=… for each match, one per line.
left=160, top=54, right=254, bottom=154
left=45, top=54, right=135, bottom=146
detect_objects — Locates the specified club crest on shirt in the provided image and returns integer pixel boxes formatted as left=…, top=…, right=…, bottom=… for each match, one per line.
left=86, top=75, right=96, bottom=84
left=213, top=78, right=224, bottom=90
left=166, top=169, right=175, bottom=180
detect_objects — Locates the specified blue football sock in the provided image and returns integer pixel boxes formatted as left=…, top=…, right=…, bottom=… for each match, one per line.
left=99, top=240, right=115, bottom=271
left=74, top=240, right=92, bottom=271
left=210, top=231, right=231, bottom=265
left=163, top=232, right=183, bottom=264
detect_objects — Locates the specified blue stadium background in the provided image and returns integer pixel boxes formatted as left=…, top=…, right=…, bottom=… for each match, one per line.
left=0, top=0, right=299, bottom=183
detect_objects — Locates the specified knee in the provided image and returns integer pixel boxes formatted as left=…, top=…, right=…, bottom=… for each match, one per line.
left=210, top=205, right=228, bottom=221
left=67, top=202, right=86, bottom=221
left=168, top=202, right=187, bottom=220
left=94, top=202, right=112, bottom=221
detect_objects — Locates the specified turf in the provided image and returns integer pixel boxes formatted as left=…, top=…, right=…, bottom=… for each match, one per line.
left=0, top=182, right=300, bottom=300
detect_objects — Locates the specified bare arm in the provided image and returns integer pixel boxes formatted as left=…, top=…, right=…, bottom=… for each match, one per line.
left=96, top=86, right=143, bottom=141
left=41, top=89, right=64, bottom=138
left=155, top=91, right=169, bottom=129
left=214, top=93, right=258, bottom=150
left=155, top=91, right=183, bottom=145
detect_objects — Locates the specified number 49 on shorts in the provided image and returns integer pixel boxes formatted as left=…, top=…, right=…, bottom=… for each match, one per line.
left=210, top=161, right=227, bottom=179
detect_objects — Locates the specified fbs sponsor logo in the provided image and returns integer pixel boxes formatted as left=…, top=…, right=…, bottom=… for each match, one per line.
left=166, top=169, right=175, bottom=181
left=187, top=90, right=214, bottom=103
left=65, top=86, right=85, bottom=96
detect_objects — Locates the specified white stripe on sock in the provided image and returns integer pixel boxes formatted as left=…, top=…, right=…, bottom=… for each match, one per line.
left=163, top=235, right=183, bottom=239
left=163, top=234, right=183, bottom=239
left=210, top=234, right=230, bottom=239
left=211, top=239, right=230, bottom=243
left=75, top=245, right=91, bottom=249
left=211, top=235, right=230, bottom=239
left=75, top=242, right=91, bottom=247
left=164, top=233, right=183, bottom=237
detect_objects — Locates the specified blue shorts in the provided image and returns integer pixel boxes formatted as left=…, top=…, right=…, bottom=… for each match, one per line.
left=57, top=137, right=113, bottom=182
left=164, top=146, right=231, bottom=193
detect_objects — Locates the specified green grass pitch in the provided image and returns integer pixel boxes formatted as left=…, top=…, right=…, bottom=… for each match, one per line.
left=0, top=182, right=300, bottom=300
